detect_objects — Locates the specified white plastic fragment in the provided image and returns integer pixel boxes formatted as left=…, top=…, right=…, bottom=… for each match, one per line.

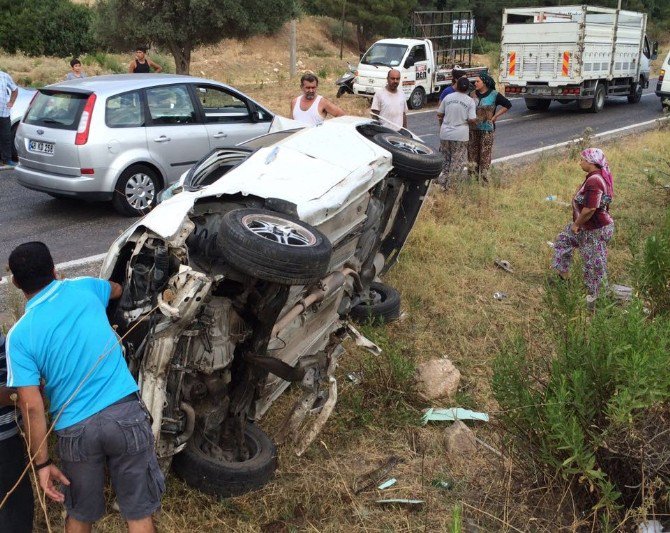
left=377, top=478, right=397, bottom=490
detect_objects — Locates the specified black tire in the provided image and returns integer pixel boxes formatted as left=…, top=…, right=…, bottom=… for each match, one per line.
left=408, top=87, right=425, bottom=110
left=524, top=98, right=539, bottom=111
left=112, top=165, right=161, bottom=217
left=216, top=208, right=332, bottom=285
left=627, top=82, right=642, bottom=104
left=172, top=424, right=277, bottom=498
left=371, top=133, right=443, bottom=181
left=350, top=282, right=401, bottom=324
left=534, top=99, right=551, bottom=111
left=589, top=84, right=606, bottom=114
left=10, top=123, right=18, bottom=163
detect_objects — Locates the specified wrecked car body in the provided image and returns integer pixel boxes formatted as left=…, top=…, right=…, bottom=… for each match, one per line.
left=101, top=117, right=442, bottom=497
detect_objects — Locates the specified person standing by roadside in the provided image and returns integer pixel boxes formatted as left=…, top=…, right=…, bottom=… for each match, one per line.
left=65, top=58, right=87, bottom=81
left=436, top=77, right=477, bottom=190
left=6, top=242, right=164, bottom=533
left=552, top=148, right=615, bottom=300
left=290, top=73, right=345, bottom=126
left=0, top=333, right=34, bottom=533
left=468, top=73, right=511, bottom=182
left=0, top=68, right=18, bottom=167
left=129, top=46, right=162, bottom=74
left=371, top=69, right=408, bottom=132
left=438, top=68, right=466, bottom=102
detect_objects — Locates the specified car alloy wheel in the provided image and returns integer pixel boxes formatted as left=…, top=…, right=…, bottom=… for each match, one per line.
left=241, top=213, right=317, bottom=247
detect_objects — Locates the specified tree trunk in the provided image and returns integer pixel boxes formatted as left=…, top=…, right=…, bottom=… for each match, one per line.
left=168, top=42, right=191, bottom=75
left=356, top=23, right=366, bottom=56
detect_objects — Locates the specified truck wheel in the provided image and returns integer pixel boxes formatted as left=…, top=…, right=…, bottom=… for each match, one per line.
left=588, top=84, right=606, bottom=114
left=216, top=208, right=332, bottom=285
left=627, top=82, right=642, bottom=104
left=408, top=87, right=425, bottom=110
left=524, top=98, right=540, bottom=111
left=371, top=133, right=443, bottom=181
left=172, top=424, right=277, bottom=498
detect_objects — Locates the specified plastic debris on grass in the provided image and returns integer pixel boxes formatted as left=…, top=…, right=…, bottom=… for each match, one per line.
left=494, top=259, right=514, bottom=273
left=377, top=478, right=397, bottom=490
left=493, top=292, right=508, bottom=301
left=421, top=408, right=489, bottom=425
left=353, top=455, right=403, bottom=495
left=376, top=499, right=425, bottom=508
left=346, top=323, right=382, bottom=355
left=431, top=479, right=453, bottom=490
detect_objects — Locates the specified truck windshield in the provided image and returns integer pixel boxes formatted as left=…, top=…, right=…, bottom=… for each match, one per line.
left=361, top=44, right=408, bottom=68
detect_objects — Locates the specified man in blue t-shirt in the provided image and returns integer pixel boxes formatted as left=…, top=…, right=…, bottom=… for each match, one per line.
left=6, top=242, right=164, bottom=533
left=438, top=68, right=467, bottom=102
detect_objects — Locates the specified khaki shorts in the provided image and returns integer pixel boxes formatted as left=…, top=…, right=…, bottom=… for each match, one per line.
left=55, top=397, right=165, bottom=522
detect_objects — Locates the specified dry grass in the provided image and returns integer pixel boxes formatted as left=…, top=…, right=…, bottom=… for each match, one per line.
left=22, top=127, right=670, bottom=532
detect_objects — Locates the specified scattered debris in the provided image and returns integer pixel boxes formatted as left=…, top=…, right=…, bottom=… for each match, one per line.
left=474, top=436, right=506, bottom=460
left=377, top=478, right=397, bottom=490
left=431, top=479, right=453, bottom=490
left=346, top=323, right=382, bottom=355
left=353, top=456, right=403, bottom=495
left=421, top=408, right=489, bottom=425
left=494, top=259, right=514, bottom=273
left=545, top=195, right=558, bottom=202
left=346, top=371, right=363, bottom=385
left=638, top=520, right=664, bottom=533
left=444, top=420, right=477, bottom=454
left=610, top=284, right=633, bottom=302
left=493, top=292, right=508, bottom=301
left=546, top=241, right=555, bottom=248
left=415, top=358, right=461, bottom=401
left=376, top=499, right=425, bottom=508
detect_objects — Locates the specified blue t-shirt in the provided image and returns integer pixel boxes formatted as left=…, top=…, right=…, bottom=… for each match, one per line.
left=6, top=278, right=137, bottom=430
left=439, top=85, right=456, bottom=102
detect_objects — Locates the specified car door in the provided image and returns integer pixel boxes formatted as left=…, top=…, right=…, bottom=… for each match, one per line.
left=191, top=84, right=273, bottom=149
left=406, top=45, right=430, bottom=93
left=144, top=84, right=209, bottom=184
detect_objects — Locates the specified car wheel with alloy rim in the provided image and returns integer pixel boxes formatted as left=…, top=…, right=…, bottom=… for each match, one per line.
left=112, top=165, right=160, bottom=217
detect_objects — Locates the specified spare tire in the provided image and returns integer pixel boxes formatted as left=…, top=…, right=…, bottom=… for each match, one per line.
left=372, top=133, right=443, bottom=181
left=172, top=424, right=277, bottom=498
left=217, top=208, right=332, bottom=285
left=349, top=282, right=401, bottom=325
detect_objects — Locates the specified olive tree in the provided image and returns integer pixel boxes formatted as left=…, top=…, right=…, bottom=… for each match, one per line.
left=95, top=0, right=299, bottom=74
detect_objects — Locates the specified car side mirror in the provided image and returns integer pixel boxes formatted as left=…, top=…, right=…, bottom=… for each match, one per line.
left=651, top=41, right=658, bottom=60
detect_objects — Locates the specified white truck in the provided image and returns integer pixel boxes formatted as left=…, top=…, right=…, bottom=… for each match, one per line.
left=499, top=5, right=658, bottom=113
left=352, top=11, right=488, bottom=110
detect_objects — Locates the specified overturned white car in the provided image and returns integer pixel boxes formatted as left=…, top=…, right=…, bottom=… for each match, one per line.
left=100, top=117, right=442, bottom=497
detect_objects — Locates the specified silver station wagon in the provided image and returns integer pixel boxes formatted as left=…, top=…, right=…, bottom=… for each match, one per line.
left=15, top=74, right=278, bottom=216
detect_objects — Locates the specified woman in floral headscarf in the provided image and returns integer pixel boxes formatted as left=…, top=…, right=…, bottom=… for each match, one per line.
left=552, top=148, right=615, bottom=297
left=468, top=72, right=512, bottom=181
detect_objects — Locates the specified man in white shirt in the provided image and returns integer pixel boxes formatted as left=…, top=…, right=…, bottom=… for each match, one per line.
left=371, top=69, right=407, bottom=131
left=436, top=76, right=477, bottom=190
left=290, top=73, right=344, bottom=126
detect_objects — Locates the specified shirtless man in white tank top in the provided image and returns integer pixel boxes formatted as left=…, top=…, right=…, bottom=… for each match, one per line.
left=290, top=73, right=345, bottom=126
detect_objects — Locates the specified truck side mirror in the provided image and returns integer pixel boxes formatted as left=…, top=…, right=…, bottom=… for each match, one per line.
left=652, top=41, right=658, bottom=60
left=405, top=56, right=415, bottom=68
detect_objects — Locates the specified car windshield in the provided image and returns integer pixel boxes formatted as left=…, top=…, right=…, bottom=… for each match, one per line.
left=24, top=91, right=89, bottom=130
left=183, top=149, right=252, bottom=192
left=361, top=44, right=408, bottom=68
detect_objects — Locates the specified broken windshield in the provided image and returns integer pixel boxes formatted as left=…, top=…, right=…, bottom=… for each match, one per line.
left=361, top=43, right=408, bottom=68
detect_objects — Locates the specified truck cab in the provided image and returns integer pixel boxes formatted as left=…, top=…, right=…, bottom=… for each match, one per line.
left=353, top=38, right=435, bottom=109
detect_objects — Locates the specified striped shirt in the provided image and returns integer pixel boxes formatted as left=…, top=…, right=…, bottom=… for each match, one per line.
left=0, top=71, right=18, bottom=118
left=0, top=334, right=20, bottom=440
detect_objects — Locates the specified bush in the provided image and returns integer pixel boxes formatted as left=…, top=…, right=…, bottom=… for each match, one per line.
left=632, top=210, right=670, bottom=316
left=0, top=0, right=95, bottom=57
left=492, top=281, right=670, bottom=522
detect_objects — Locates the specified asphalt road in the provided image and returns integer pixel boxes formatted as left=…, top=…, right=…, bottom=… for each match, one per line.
left=0, top=84, right=664, bottom=268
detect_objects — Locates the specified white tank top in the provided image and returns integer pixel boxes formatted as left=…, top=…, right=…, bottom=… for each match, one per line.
left=292, top=95, right=324, bottom=126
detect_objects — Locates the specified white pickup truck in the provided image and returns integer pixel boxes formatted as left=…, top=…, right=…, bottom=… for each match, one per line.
left=352, top=11, right=487, bottom=110
left=499, top=5, right=658, bottom=112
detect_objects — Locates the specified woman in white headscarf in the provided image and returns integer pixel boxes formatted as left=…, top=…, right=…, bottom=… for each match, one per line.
left=552, top=148, right=614, bottom=297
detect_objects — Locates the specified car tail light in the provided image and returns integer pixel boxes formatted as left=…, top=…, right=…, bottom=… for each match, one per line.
left=80, top=168, right=95, bottom=175
left=75, top=94, right=96, bottom=146
left=660, top=69, right=666, bottom=82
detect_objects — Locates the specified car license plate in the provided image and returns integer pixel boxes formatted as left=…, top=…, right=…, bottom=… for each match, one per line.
left=365, top=87, right=375, bottom=94
left=28, top=140, right=55, bottom=154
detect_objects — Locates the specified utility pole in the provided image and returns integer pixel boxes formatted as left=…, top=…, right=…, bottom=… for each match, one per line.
left=339, top=0, right=347, bottom=60
left=290, top=19, right=297, bottom=78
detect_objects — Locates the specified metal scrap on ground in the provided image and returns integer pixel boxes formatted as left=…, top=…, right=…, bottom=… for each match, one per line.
left=353, top=455, right=403, bottom=495
left=375, top=499, right=425, bottom=508
left=422, top=408, right=490, bottom=425
left=494, top=259, right=514, bottom=273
